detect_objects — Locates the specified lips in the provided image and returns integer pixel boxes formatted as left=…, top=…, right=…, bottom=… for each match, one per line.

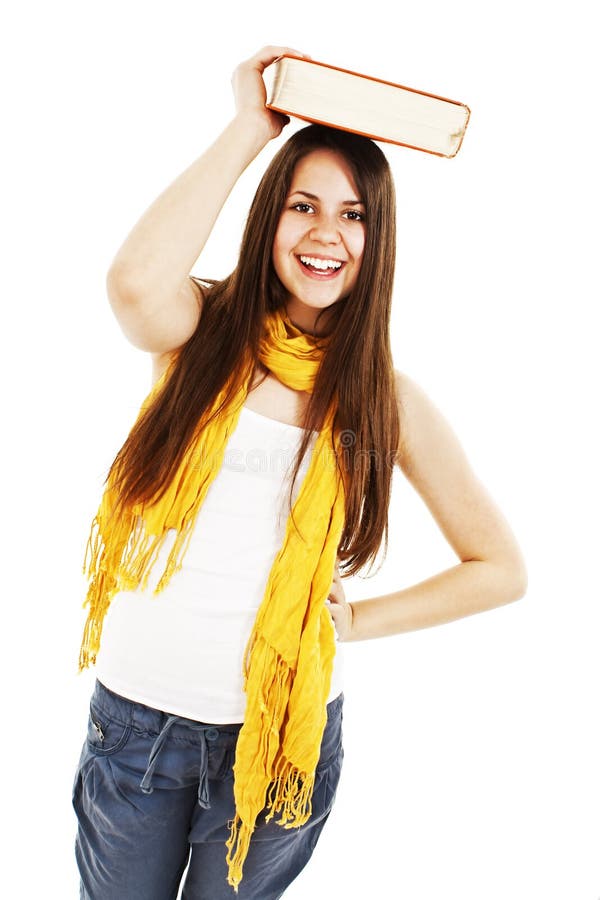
left=295, top=255, right=347, bottom=279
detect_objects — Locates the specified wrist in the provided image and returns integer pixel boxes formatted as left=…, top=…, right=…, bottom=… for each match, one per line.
left=338, top=602, right=355, bottom=643
left=231, top=109, right=277, bottom=148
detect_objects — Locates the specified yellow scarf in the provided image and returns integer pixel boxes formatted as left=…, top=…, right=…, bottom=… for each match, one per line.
left=78, top=305, right=347, bottom=893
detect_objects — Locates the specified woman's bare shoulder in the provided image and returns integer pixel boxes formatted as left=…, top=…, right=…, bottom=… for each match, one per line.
left=392, top=368, right=527, bottom=577
left=392, top=368, right=459, bottom=475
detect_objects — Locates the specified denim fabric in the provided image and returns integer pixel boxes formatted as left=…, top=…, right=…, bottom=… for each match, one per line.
left=72, top=679, right=344, bottom=899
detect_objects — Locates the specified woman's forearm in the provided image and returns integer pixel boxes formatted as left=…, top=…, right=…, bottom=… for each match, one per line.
left=107, top=112, right=272, bottom=303
left=345, top=559, right=527, bottom=642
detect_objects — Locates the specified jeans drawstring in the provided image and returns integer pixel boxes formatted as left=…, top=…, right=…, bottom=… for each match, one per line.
left=139, top=715, right=212, bottom=809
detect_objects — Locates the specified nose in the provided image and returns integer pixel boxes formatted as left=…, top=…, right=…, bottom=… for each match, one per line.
left=308, top=214, right=342, bottom=244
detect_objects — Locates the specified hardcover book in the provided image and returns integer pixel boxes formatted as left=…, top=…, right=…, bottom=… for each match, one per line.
left=265, top=55, right=470, bottom=158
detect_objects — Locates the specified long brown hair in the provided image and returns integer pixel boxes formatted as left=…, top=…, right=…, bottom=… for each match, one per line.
left=105, top=124, right=401, bottom=578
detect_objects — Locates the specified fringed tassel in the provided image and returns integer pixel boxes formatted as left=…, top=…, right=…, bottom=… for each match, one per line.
left=78, top=567, right=115, bottom=671
left=80, top=507, right=124, bottom=671
left=154, top=519, right=196, bottom=594
left=82, top=513, right=103, bottom=581
left=78, top=598, right=107, bottom=670
left=78, top=501, right=200, bottom=672
left=264, top=755, right=315, bottom=827
left=224, top=754, right=316, bottom=892
left=223, top=637, right=289, bottom=891
left=224, top=756, right=314, bottom=892
left=224, top=630, right=320, bottom=892
left=224, top=814, right=253, bottom=894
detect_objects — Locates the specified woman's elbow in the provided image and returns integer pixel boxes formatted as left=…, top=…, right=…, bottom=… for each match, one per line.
left=503, top=557, right=528, bottom=602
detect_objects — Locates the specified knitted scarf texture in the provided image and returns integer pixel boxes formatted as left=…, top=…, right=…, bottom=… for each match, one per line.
left=78, top=305, right=347, bottom=893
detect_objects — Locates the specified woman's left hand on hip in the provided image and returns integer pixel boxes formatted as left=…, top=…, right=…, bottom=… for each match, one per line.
left=325, top=558, right=354, bottom=642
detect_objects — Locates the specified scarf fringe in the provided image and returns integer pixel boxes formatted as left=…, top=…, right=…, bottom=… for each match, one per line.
left=79, top=511, right=197, bottom=670
left=121, top=515, right=196, bottom=595
left=265, top=754, right=315, bottom=827
left=224, top=627, right=324, bottom=890
left=225, top=756, right=315, bottom=893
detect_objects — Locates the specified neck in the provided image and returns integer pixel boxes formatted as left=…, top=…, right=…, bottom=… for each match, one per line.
left=289, top=318, right=318, bottom=337
left=284, top=300, right=337, bottom=338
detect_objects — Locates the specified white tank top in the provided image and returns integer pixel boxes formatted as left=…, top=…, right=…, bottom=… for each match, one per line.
left=94, top=403, right=345, bottom=723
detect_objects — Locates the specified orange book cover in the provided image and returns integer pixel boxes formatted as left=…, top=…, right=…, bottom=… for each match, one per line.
left=266, top=55, right=471, bottom=158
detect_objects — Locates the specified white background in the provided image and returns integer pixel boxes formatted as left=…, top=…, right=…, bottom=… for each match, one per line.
left=2, top=1, right=598, bottom=897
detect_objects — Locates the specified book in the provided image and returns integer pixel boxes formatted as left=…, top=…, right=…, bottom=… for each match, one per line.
left=265, top=55, right=470, bottom=158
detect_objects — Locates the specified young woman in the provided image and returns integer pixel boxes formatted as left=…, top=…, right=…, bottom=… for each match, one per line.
left=72, top=45, right=527, bottom=900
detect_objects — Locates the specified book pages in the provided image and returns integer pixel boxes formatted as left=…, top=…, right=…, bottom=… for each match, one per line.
left=267, top=57, right=470, bottom=157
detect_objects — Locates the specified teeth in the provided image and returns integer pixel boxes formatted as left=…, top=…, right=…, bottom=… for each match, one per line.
left=300, top=256, right=342, bottom=271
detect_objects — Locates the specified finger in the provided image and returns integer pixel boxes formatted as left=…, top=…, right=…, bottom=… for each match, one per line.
left=328, top=584, right=344, bottom=603
left=248, top=45, right=308, bottom=71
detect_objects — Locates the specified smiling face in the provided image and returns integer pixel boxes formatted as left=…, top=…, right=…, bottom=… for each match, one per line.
left=272, top=148, right=366, bottom=335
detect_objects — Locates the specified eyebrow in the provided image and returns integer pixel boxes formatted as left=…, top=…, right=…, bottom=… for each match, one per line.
left=289, top=189, right=365, bottom=206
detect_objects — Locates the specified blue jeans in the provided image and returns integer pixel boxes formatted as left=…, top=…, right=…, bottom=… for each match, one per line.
left=72, top=679, right=344, bottom=899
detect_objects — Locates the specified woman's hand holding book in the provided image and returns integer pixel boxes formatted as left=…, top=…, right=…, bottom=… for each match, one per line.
left=231, top=45, right=310, bottom=142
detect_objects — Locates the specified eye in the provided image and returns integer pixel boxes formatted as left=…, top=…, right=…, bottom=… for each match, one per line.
left=290, top=202, right=315, bottom=214
left=343, top=209, right=365, bottom=221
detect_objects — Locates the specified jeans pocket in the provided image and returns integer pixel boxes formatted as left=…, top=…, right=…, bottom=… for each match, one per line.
left=86, top=699, right=132, bottom=757
left=322, top=741, right=344, bottom=808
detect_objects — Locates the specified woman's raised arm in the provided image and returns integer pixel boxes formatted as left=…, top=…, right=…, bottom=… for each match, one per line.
left=106, top=45, right=307, bottom=357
